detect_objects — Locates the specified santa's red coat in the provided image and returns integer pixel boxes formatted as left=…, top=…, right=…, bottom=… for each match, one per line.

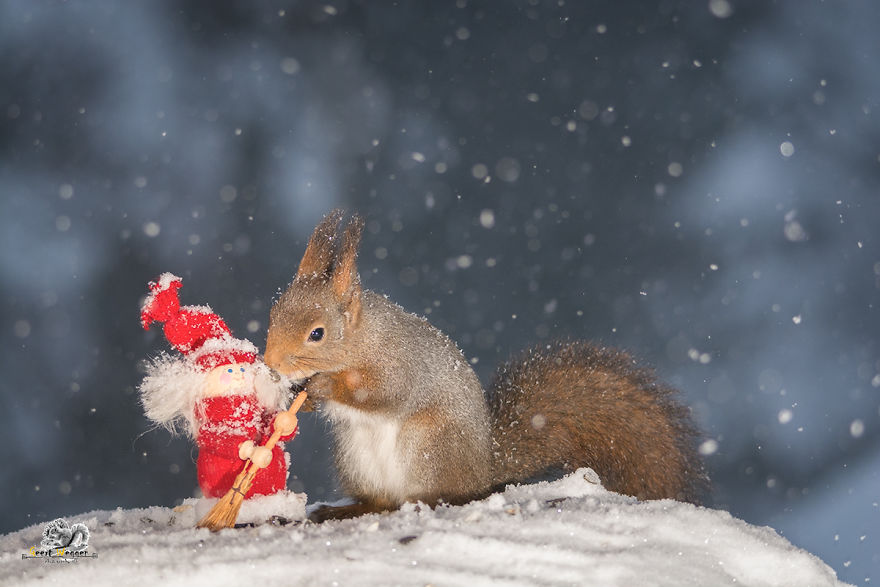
left=196, top=394, right=296, bottom=498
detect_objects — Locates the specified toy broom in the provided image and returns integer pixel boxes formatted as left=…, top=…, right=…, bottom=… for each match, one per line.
left=197, top=391, right=308, bottom=531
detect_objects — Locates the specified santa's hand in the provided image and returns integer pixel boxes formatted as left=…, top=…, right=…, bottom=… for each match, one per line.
left=238, top=440, right=256, bottom=461
left=274, top=411, right=298, bottom=436
left=249, top=446, right=273, bottom=468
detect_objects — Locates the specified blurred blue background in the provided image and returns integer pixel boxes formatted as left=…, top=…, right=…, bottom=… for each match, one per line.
left=1, top=0, right=877, bottom=582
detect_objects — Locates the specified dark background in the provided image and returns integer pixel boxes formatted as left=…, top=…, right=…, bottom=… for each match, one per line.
left=2, top=0, right=878, bottom=583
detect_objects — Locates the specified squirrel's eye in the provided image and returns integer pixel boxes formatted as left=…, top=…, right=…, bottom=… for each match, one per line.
left=308, top=327, right=325, bottom=342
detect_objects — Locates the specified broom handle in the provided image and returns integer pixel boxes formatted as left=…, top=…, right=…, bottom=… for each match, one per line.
left=261, top=390, right=308, bottom=452
left=228, top=391, right=309, bottom=497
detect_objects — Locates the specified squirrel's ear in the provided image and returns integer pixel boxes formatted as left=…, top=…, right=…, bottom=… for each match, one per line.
left=332, top=215, right=365, bottom=324
left=297, top=209, right=345, bottom=281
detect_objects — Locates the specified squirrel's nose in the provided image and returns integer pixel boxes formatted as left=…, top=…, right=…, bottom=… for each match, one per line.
left=264, top=344, right=283, bottom=371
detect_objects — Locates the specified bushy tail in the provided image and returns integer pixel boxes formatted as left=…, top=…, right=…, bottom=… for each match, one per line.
left=488, top=340, right=708, bottom=503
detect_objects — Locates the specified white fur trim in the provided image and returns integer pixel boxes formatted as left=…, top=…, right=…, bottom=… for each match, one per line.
left=252, top=362, right=292, bottom=412
left=139, top=353, right=205, bottom=437
left=188, top=334, right=259, bottom=363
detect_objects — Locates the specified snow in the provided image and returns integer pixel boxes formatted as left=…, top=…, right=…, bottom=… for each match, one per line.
left=0, top=469, right=849, bottom=587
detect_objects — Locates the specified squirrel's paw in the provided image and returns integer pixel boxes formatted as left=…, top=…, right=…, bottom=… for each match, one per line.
left=305, top=372, right=334, bottom=400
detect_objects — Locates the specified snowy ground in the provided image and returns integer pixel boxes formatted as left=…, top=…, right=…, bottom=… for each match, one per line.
left=1, top=469, right=849, bottom=587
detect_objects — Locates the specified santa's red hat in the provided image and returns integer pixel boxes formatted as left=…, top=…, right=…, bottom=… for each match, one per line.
left=141, top=273, right=257, bottom=370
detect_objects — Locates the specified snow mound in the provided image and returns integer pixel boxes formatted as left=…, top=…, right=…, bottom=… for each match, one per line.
left=0, top=470, right=848, bottom=586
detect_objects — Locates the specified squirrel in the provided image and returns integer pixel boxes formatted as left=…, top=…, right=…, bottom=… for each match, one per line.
left=264, top=210, right=708, bottom=520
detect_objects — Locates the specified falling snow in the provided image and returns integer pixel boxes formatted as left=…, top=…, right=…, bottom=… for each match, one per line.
left=2, top=1, right=877, bottom=583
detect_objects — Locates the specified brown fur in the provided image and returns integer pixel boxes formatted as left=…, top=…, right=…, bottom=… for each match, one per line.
left=489, top=341, right=707, bottom=503
left=400, top=407, right=493, bottom=506
left=306, top=367, right=388, bottom=412
left=266, top=210, right=708, bottom=520
left=296, top=209, right=344, bottom=281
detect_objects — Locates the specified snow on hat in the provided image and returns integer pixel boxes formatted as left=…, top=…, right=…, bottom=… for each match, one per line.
left=141, top=273, right=257, bottom=370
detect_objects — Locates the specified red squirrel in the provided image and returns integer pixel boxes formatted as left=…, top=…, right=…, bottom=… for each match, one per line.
left=264, top=210, right=707, bottom=519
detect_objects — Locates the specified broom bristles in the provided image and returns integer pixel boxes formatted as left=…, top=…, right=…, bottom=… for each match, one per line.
left=196, top=466, right=256, bottom=530
left=196, top=492, right=245, bottom=529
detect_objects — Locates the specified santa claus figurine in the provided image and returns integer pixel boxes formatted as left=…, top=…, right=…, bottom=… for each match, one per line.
left=139, top=273, right=297, bottom=499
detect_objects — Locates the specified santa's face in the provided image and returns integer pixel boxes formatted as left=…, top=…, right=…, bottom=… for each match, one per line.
left=203, top=362, right=256, bottom=397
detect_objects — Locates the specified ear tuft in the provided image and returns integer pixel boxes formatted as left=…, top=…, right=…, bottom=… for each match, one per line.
left=296, top=209, right=345, bottom=281
left=332, top=215, right=365, bottom=319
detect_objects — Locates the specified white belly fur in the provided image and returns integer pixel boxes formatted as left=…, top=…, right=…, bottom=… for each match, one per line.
left=323, top=401, right=412, bottom=503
